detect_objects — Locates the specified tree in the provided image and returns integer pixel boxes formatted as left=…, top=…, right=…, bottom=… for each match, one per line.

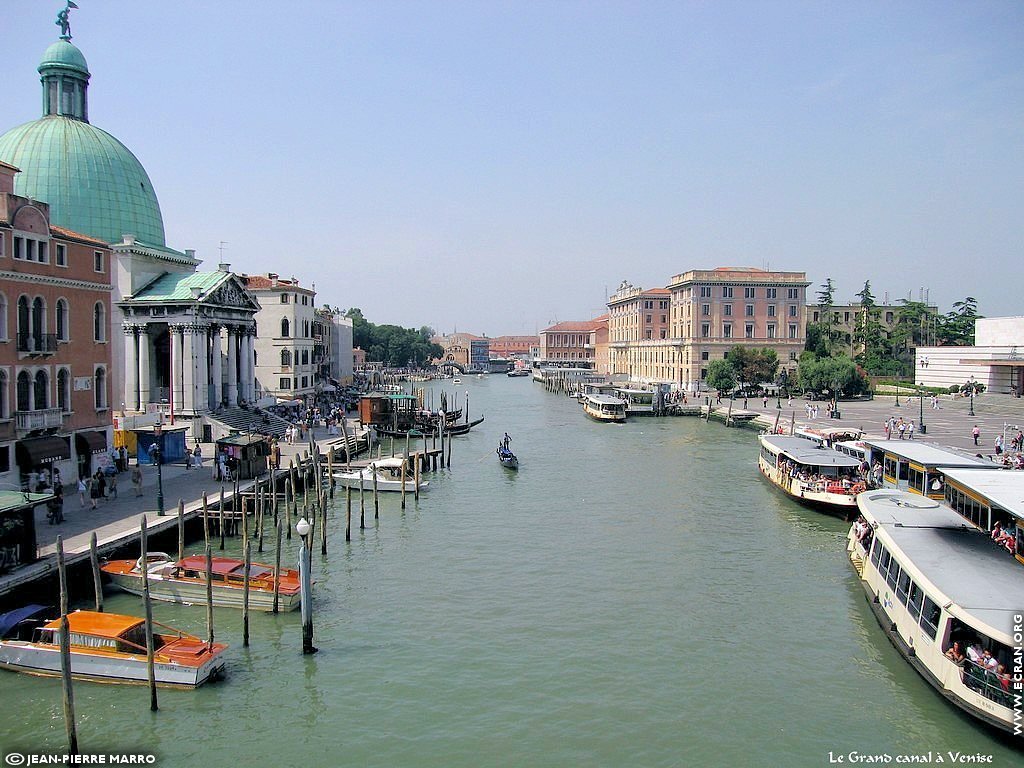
left=808, top=278, right=837, bottom=357
left=852, top=281, right=888, bottom=374
left=726, top=346, right=779, bottom=387
left=795, top=353, right=868, bottom=396
left=705, top=359, right=736, bottom=393
left=937, top=297, right=981, bottom=346
left=344, top=310, right=443, bottom=367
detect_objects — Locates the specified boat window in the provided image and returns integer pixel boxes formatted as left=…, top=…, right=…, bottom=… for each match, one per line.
left=878, top=548, right=892, bottom=577
left=908, top=583, right=924, bottom=614
left=885, top=560, right=900, bottom=591
left=907, top=466, right=926, bottom=494
left=919, top=596, right=941, bottom=640
left=69, top=632, right=118, bottom=651
left=183, top=570, right=200, bottom=579
left=895, top=569, right=911, bottom=605
left=869, top=540, right=883, bottom=568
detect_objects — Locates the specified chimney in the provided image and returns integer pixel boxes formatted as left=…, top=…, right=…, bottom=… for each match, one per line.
left=269, top=272, right=279, bottom=287
left=190, top=286, right=203, bottom=300
left=184, top=249, right=196, bottom=259
left=218, top=262, right=230, bottom=272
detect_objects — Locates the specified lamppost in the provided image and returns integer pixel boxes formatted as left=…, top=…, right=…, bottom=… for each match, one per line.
left=917, top=383, right=926, bottom=434
left=968, top=376, right=976, bottom=417
left=894, top=382, right=900, bottom=407
left=295, top=517, right=317, bottom=655
left=148, top=423, right=165, bottom=516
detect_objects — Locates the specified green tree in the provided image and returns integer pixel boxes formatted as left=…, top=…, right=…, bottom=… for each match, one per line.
left=807, top=278, right=837, bottom=357
left=705, top=359, right=737, bottom=393
left=796, top=353, right=867, bottom=396
left=937, top=297, right=981, bottom=346
left=726, top=346, right=779, bottom=387
left=852, top=281, right=888, bottom=374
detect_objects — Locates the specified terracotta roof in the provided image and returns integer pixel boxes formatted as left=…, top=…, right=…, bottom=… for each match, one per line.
left=711, top=266, right=766, bottom=273
left=241, top=274, right=314, bottom=293
left=542, top=319, right=603, bottom=332
left=645, top=288, right=670, bottom=295
left=49, top=224, right=109, bottom=247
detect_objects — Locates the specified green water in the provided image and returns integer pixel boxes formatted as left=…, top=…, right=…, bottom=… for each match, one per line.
left=1, top=377, right=1020, bottom=766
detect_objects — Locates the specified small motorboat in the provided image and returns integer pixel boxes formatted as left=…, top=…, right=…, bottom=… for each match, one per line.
left=497, top=433, right=518, bottom=469
left=102, top=552, right=302, bottom=612
left=453, top=378, right=463, bottom=385
left=0, top=606, right=227, bottom=688
left=333, top=457, right=430, bottom=492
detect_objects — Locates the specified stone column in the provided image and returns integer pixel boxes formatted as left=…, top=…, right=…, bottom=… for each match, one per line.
left=225, top=326, right=238, bottom=405
left=181, top=325, right=195, bottom=413
left=210, top=325, right=223, bottom=408
left=123, top=324, right=139, bottom=411
left=193, top=326, right=209, bottom=412
left=243, top=329, right=255, bottom=401
left=138, top=326, right=151, bottom=408
left=170, top=325, right=184, bottom=412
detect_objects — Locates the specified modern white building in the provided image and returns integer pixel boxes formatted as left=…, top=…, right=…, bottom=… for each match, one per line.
left=915, top=317, right=1024, bottom=396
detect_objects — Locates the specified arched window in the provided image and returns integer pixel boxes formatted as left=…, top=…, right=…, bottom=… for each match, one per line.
left=281, top=318, right=290, bottom=338
left=16, top=371, right=30, bottom=412
left=94, top=367, right=106, bottom=409
left=0, top=370, right=8, bottom=419
left=32, top=297, right=45, bottom=341
left=0, top=293, right=7, bottom=340
left=93, top=302, right=106, bottom=341
left=57, top=368, right=70, bottom=411
left=56, top=298, right=69, bottom=341
left=33, top=369, right=48, bottom=410
left=281, top=349, right=291, bottom=368
left=17, top=295, right=30, bottom=346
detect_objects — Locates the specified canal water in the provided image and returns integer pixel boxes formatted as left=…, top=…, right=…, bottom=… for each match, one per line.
left=1, top=376, right=1019, bottom=766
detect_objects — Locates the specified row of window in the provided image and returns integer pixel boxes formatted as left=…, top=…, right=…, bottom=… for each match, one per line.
left=277, top=349, right=313, bottom=368
left=277, top=318, right=314, bottom=339
left=277, top=375, right=311, bottom=390
left=697, top=286, right=800, bottom=300
left=1, top=235, right=105, bottom=272
left=699, top=323, right=799, bottom=340
left=279, top=293, right=312, bottom=306
left=0, top=366, right=108, bottom=419
left=0, top=294, right=109, bottom=344
left=869, top=539, right=942, bottom=640
left=699, top=303, right=800, bottom=318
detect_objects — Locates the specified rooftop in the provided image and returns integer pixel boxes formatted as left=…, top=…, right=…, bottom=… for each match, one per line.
left=862, top=440, right=998, bottom=468
left=760, top=436, right=861, bottom=467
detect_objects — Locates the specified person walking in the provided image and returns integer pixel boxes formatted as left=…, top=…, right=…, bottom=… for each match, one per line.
left=88, top=474, right=101, bottom=509
left=193, top=443, right=203, bottom=469
left=972, top=425, right=980, bottom=446
left=77, top=475, right=88, bottom=508
left=131, top=464, right=143, bottom=497
left=108, top=471, right=118, bottom=499
left=995, top=434, right=1003, bottom=456
left=907, top=421, right=915, bottom=440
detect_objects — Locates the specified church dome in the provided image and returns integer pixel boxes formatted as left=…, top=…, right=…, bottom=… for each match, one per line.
left=0, top=118, right=166, bottom=247
left=0, top=34, right=166, bottom=248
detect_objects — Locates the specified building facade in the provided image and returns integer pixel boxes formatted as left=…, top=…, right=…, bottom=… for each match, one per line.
left=915, top=317, right=1024, bottom=396
left=809, top=302, right=939, bottom=359
left=488, top=335, right=538, bottom=361
left=0, top=161, right=114, bottom=488
left=668, top=267, right=809, bottom=391
left=607, top=281, right=671, bottom=381
left=538, top=320, right=604, bottom=367
left=242, top=274, right=317, bottom=401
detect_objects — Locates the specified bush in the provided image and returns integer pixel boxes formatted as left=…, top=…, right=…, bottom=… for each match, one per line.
left=948, top=385, right=960, bottom=394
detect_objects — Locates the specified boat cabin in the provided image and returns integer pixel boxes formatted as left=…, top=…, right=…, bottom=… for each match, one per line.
left=795, top=426, right=863, bottom=449
left=358, top=393, right=419, bottom=430
left=760, top=436, right=862, bottom=486
left=861, top=440, right=997, bottom=500
left=939, top=468, right=1024, bottom=565
left=582, top=394, right=627, bottom=422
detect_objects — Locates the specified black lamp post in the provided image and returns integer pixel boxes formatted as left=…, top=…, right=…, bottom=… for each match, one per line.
left=968, top=377, right=976, bottom=417
left=918, top=384, right=926, bottom=434
left=894, top=382, right=900, bottom=407
left=149, top=423, right=165, bottom=516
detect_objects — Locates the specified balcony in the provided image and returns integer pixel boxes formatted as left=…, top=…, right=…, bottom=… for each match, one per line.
left=17, top=333, right=58, bottom=356
left=16, top=407, right=64, bottom=433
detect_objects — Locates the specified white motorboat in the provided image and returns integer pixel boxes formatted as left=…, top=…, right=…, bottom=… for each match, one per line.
left=332, top=457, right=429, bottom=492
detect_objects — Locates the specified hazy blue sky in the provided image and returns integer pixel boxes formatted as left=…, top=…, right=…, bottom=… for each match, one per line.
left=4, top=1, right=1021, bottom=335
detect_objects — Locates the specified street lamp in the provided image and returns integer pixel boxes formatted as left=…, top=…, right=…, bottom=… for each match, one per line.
left=894, top=382, right=900, bottom=407
left=918, top=384, right=926, bottom=434
left=148, top=423, right=165, bottom=516
left=295, top=517, right=317, bottom=655
left=968, top=376, right=976, bottom=417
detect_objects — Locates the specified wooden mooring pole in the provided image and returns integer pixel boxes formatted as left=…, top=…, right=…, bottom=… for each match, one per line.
left=177, top=499, right=185, bottom=562
left=205, top=544, right=214, bottom=647
left=140, top=517, right=158, bottom=711
left=56, top=536, right=79, bottom=756
left=242, top=539, right=251, bottom=647
left=89, top=532, right=103, bottom=613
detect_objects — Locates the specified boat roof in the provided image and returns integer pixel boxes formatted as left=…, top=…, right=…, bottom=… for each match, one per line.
left=0, top=605, right=51, bottom=637
left=44, top=611, right=143, bottom=637
left=615, top=387, right=654, bottom=395
left=179, top=555, right=247, bottom=576
left=939, top=468, right=1024, bottom=522
left=760, top=435, right=861, bottom=467
left=585, top=394, right=625, bottom=404
left=857, top=490, right=1024, bottom=640
left=861, top=440, right=997, bottom=468
left=369, top=457, right=405, bottom=468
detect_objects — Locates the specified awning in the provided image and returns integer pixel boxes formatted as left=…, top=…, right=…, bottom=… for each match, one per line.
left=15, top=436, right=71, bottom=466
left=75, top=430, right=108, bottom=454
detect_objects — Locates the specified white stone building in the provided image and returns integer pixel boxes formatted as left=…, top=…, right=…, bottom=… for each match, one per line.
left=915, top=317, right=1024, bottom=395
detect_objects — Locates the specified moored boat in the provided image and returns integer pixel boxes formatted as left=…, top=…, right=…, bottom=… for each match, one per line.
left=847, top=490, right=1023, bottom=737
left=757, top=434, right=864, bottom=517
left=0, top=606, right=227, bottom=688
left=333, top=457, right=430, bottom=492
left=582, top=394, right=626, bottom=423
left=101, top=552, right=301, bottom=612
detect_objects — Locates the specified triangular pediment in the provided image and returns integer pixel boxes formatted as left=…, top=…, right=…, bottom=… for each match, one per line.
left=205, top=274, right=262, bottom=311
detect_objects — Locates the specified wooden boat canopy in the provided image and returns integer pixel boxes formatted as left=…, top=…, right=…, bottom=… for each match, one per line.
left=44, top=611, right=144, bottom=639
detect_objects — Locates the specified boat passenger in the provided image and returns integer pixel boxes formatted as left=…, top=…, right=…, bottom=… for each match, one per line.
left=966, top=643, right=984, bottom=664
left=944, top=642, right=965, bottom=664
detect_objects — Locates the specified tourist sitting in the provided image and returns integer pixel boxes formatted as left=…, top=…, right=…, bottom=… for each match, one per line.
left=944, top=641, right=965, bottom=664
left=966, top=643, right=983, bottom=664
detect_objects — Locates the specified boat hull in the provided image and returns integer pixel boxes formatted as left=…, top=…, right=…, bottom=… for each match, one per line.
left=332, top=472, right=428, bottom=493
left=0, top=642, right=225, bottom=688
left=105, top=572, right=300, bottom=612
left=757, top=456, right=859, bottom=519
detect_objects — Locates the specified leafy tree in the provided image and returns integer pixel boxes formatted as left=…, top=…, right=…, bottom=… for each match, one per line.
left=705, top=359, right=737, bottom=393
left=937, top=297, right=981, bottom=346
left=795, top=353, right=868, bottom=396
left=726, top=346, right=779, bottom=387
left=344, top=310, right=443, bottom=366
left=852, top=281, right=889, bottom=374
left=806, top=278, right=837, bottom=358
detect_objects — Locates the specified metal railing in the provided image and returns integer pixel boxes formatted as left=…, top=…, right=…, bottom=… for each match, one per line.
left=16, top=333, right=58, bottom=354
left=958, top=658, right=1018, bottom=708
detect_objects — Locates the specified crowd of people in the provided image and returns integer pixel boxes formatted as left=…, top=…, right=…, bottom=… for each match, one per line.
left=943, top=640, right=1017, bottom=707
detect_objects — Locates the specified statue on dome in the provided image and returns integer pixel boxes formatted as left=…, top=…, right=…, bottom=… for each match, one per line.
left=56, top=1, right=79, bottom=41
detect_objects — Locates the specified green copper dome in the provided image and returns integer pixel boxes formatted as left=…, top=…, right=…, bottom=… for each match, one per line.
left=39, top=40, right=89, bottom=76
left=0, top=117, right=166, bottom=247
left=0, top=34, right=166, bottom=248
